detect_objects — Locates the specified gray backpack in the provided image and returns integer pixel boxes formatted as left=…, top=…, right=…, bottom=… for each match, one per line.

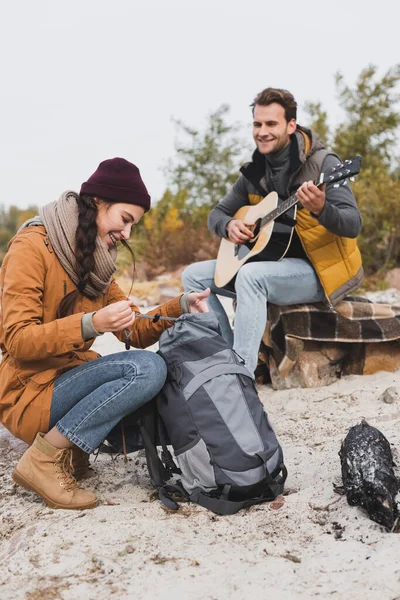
left=140, top=313, right=287, bottom=515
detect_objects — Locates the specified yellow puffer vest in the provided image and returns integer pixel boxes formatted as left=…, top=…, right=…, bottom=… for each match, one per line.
left=294, top=208, right=363, bottom=305
left=245, top=128, right=363, bottom=306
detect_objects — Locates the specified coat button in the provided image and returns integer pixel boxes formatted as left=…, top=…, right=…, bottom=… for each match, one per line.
left=73, top=344, right=80, bottom=349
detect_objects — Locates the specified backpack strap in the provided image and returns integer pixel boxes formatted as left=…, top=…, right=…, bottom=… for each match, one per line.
left=189, top=487, right=279, bottom=516
left=274, top=463, right=288, bottom=486
left=183, top=364, right=253, bottom=400
left=263, top=466, right=286, bottom=498
left=190, top=463, right=287, bottom=516
left=138, top=418, right=167, bottom=487
left=137, top=403, right=170, bottom=487
left=157, top=411, right=181, bottom=477
left=257, top=450, right=289, bottom=487
left=138, top=401, right=184, bottom=511
left=159, top=482, right=190, bottom=510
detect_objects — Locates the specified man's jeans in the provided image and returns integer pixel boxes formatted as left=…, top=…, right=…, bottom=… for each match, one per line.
left=49, top=351, right=167, bottom=454
left=182, top=258, right=325, bottom=376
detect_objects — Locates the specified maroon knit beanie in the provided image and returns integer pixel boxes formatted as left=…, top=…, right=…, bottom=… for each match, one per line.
left=80, top=157, right=151, bottom=212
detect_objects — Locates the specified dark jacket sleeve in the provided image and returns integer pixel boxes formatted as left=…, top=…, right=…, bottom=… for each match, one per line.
left=208, top=175, right=250, bottom=238
left=315, top=154, right=362, bottom=238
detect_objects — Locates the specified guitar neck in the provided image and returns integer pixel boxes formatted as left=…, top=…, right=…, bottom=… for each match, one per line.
left=259, top=179, right=321, bottom=228
left=259, top=192, right=298, bottom=228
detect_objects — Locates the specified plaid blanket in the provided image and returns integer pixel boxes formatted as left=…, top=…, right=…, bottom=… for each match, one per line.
left=263, top=297, right=400, bottom=376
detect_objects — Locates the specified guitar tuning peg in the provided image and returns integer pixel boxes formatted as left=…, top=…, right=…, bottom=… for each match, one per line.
left=350, top=177, right=355, bottom=182
left=333, top=183, right=340, bottom=188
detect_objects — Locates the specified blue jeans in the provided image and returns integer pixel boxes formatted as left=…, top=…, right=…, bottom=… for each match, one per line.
left=49, top=351, right=167, bottom=454
left=182, top=258, right=325, bottom=376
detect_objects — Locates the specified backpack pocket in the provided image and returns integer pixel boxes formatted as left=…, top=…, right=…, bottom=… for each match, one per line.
left=175, top=436, right=217, bottom=493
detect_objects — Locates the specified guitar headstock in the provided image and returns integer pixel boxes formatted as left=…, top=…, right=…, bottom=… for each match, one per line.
left=320, top=155, right=362, bottom=186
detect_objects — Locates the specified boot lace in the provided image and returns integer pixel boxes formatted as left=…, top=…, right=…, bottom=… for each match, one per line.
left=54, top=449, right=79, bottom=492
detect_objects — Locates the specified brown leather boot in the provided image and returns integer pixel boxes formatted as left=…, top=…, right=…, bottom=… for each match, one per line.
left=71, top=446, right=95, bottom=480
left=12, top=433, right=98, bottom=510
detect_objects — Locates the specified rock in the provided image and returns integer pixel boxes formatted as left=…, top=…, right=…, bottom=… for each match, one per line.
left=146, top=295, right=158, bottom=307
left=364, top=288, right=400, bottom=306
left=379, top=387, right=399, bottom=404
left=266, top=341, right=346, bottom=390
left=127, top=295, right=143, bottom=306
left=385, top=268, right=400, bottom=291
left=363, top=343, right=400, bottom=375
left=158, top=285, right=182, bottom=304
left=263, top=340, right=400, bottom=390
left=155, top=274, right=172, bottom=281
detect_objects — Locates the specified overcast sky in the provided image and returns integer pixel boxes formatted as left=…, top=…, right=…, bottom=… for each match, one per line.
left=1, top=0, right=399, bottom=210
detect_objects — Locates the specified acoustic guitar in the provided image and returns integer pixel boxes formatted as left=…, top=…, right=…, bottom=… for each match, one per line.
left=214, top=155, right=361, bottom=288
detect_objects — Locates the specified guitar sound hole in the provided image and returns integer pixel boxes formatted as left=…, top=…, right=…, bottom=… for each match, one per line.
left=252, top=220, right=261, bottom=237
left=245, top=239, right=256, bottom=250
left=244, top=219, right=261, bottom=249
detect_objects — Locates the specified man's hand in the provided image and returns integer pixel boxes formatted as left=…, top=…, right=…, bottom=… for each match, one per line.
left=226, top=219, right=254, bottom=244
left=92, top=300, right=135, bottom=332
left=296, top=181, right=326, bottom=216
left=187, top=288, right=211, bottom=313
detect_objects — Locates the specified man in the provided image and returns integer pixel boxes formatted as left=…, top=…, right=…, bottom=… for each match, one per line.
left=182, top=88, right=363, bottom=376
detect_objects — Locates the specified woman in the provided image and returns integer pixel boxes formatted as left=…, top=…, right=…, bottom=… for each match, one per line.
left=0, top=157, right=209, bottom=510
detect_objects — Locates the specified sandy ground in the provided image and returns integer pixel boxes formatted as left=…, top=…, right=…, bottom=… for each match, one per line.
left=1, top=296, right=400, bottom=600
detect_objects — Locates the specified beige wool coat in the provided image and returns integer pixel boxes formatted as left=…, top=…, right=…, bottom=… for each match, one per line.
left=0, top=226, right=182, bottom=445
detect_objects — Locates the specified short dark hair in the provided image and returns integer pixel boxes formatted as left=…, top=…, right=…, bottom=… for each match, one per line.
left=251, top=88, right=297, bottom=122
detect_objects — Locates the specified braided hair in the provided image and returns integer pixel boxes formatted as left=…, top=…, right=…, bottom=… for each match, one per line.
left=56, top=195, right=136, bottom=318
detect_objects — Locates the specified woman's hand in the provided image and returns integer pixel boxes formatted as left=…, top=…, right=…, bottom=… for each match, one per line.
left=187, top=288, right=211, bottom=313
left=92, top=300, right=135, bottom=332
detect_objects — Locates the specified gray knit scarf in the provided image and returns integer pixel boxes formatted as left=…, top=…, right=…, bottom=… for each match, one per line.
left=40, top=191, right=117, bottom=298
